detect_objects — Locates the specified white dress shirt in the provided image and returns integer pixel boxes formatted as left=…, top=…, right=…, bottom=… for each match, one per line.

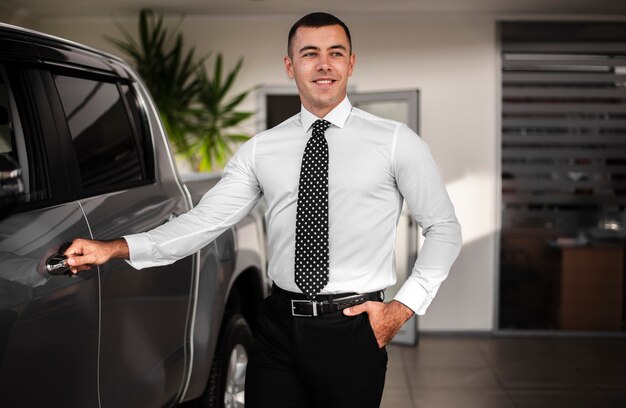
left=124, top=97, right=462, bottom=314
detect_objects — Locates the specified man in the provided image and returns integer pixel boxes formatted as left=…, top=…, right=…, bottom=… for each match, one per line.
left=65, top=12, right=462, bottom=408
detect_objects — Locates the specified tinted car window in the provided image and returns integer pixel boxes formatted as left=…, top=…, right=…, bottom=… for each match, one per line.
left=0, top=82, right=11, bottom=154
left=53, top=75, right=143, bottom=191
left=0, top=65, right=48, bottom=203
left=120, top=83, right=154, bottom=181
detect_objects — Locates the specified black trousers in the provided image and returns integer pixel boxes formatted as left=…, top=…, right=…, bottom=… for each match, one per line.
left=245, top=291, right=388, bottom=408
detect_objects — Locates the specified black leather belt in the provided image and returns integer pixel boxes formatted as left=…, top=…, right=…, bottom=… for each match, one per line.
left=272, top=284, right=383, bottom=317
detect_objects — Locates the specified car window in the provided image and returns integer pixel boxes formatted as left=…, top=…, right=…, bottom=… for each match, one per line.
left=0, top=65, right=49, bottom=203
left=53, top=74, right=147, bottom=192
left=120, top=83, right=154, bottom=181
left=0, top=84, right=10, bottom=154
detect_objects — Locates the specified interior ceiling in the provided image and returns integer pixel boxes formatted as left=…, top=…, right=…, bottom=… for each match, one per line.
left=4, top=0, right=626, bottom=19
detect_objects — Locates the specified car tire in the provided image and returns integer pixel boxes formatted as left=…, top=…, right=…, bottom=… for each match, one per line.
left=201, top=312, right=253, bottom=408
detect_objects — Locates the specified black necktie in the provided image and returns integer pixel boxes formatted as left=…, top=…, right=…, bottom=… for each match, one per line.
left=295, top=119, right=331, bottom=300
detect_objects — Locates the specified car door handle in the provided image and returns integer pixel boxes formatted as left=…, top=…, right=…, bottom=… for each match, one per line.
left=46, top=242, right=71, bottom=275
left=45, top=242, right=94, bottom=279
left=46, top=254, right=69, bottom=275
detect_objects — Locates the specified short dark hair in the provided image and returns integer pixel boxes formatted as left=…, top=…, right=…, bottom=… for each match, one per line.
left=287, top=12, right=352, bottom=58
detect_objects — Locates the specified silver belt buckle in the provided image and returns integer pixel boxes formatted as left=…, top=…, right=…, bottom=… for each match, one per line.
left=291, top=299, right=317, bottom=317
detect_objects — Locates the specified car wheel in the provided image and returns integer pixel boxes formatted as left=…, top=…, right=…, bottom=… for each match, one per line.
left=202, top=313, right=253, bottom=408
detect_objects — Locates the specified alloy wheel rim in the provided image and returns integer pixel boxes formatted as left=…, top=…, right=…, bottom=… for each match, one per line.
left=224, top=344, right=247, bottom=408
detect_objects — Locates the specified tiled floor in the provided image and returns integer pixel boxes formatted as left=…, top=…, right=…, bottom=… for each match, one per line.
left=382, top=335, right=626, bottom=408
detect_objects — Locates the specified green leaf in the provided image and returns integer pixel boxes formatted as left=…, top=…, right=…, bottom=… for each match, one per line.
left=227, top=134, right=252, bottom=142
left=221, top=111, right=254, bottom=128
left=213, top=53, right=223, bottom=97
left=221, top=92, right=249, bottom=116
left=221, top=57, right=243, bottom=98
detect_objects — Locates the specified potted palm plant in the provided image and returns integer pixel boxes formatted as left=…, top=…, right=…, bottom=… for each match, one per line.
left=106, top=9, right=254, bottom=171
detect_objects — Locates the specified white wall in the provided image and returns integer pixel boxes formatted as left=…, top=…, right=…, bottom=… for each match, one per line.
left=34, top=15, right=499, bottom=331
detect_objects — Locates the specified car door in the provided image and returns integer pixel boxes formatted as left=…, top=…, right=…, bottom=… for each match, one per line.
left=0, top=45, right=99, bottom=407
left=45, top=63, right=194, bottom=408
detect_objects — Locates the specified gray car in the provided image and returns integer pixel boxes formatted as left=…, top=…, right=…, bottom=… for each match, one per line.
left=0, top=23, right=267, bottom=408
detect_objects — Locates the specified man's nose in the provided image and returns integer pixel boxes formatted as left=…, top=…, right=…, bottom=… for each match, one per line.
left=317, top=55, right=331, bottom=70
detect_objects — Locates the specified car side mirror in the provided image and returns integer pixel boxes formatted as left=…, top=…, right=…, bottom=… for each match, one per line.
left=0, top=153, right=25, bottom=214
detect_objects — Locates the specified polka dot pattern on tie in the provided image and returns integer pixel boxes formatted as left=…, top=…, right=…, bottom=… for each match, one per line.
left=294, top=119, right=331, bottom=300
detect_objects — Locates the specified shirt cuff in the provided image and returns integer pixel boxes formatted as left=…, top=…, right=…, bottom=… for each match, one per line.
left=393, top=277, right=433, bottom=315
left=122, top=233, right=155, bottom=270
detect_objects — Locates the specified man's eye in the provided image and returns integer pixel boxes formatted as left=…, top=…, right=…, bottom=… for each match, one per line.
left=303, top=52, right=317, bottom=57
left=331, top=52, right=344, bottom=57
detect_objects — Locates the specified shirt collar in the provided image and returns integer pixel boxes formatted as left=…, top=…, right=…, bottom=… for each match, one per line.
left=300, top=96, right=352, bottom=132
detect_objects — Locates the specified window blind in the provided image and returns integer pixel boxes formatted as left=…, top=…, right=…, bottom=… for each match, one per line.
left=501, top=23, right=626, bottom=235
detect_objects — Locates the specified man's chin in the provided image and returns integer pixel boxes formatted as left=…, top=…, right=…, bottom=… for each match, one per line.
left=312, top=94, right=344, bottom=109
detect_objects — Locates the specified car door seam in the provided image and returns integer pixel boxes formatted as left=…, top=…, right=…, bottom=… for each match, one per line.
left=77, top=200, right=103, bottom=408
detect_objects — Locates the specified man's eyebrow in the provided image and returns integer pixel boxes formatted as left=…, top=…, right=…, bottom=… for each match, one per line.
left=329, top=45, right=347, bottom=52
left=298, top=45, right=348, bottom=54
left=299, top=46, right=320, bottom=54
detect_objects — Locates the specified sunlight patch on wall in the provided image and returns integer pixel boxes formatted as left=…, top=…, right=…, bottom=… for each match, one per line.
left=446, top=172, right=496, bottom=246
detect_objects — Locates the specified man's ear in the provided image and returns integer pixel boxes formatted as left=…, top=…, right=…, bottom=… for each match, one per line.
left=284, top=56, right=295, bottom=79
left=348, top=53, right=356, bottom=77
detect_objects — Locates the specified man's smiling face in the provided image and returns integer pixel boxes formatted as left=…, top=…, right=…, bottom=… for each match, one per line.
left=284, top=24, right=355, bottom=118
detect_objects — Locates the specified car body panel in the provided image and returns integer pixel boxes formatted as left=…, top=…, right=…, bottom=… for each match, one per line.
left=179, top=175, right=269, bottom=402
left=80, top=185, right=193, bottom=407
left=0, top=203, right=98, bottom=408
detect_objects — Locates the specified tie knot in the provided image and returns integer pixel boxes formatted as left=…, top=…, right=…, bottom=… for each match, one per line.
left=312, top=119, right=331, bottom=137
